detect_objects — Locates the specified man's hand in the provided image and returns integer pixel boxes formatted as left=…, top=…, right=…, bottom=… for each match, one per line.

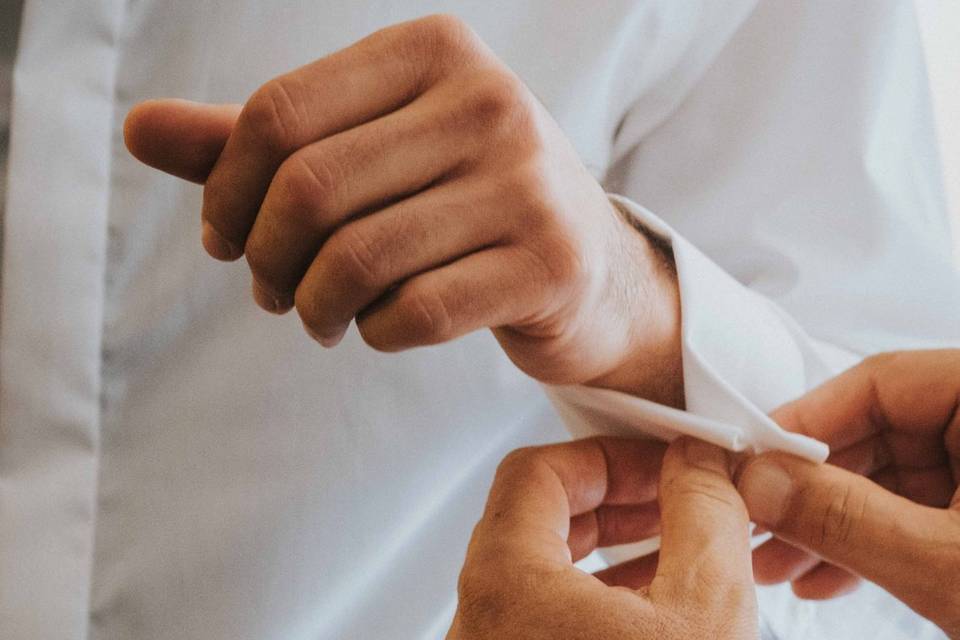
left=448, top=437, right=757, bottom=640
left=738, top=350, right=960, bottom=638
left=123, top=15, right=682, bottom=404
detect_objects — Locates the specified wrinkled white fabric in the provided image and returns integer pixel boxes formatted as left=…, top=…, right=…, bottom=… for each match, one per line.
left=0, top=2, right=957, bottom=640
left=550, top=379, right=828, bottom=462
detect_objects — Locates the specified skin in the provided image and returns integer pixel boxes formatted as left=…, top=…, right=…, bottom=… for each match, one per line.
left=122, top=14, right=683, bottom=406
left=448, top=437, right=758, bottom=640
left=739, top=349, right=960, bottom=638
left=122, top=13, right=956, bottom=633
left=454, top=351, right=960, bottom=639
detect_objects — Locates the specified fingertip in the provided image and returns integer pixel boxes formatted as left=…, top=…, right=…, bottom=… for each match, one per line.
left=123, top=99, right=196, bottom=158
left=321, top=323, right=350, bottom=348
left=735, top=454, right=796, bottom=529
left=302, top=320, right=350, bottom=348
left=251, top=278, right=294, bottom=314
left=202, top=222, right=243, bottom=261
left=676, top=437, right=734, bottom=476
left=123, top=98, right=241, bottom=184
left=122, top=100, right=161, bottom=163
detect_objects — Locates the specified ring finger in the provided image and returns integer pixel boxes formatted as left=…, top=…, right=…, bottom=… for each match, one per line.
left=294, top=175, right=517, bottom=343
left=245, top=88, right=483, bottom=311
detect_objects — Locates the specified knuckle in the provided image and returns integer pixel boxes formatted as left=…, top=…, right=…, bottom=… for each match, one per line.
left=517, top=224, right=589, bottom=300
left=495, top=446, right=540, bottom=480
left=862, top=350, right=899, bottom=370
left=808, top=483, right=865, bottom=553
left=398, top=285, right=455, bottom=344
left=858, top=351, right=913, bottom=435
left=276, top=154, right=342, bottom=230
left=242, top=79, right=304, bottom=154
left=859, top=351, right=903, bottom=386
left=462, top=72, right=534, bottom=139
left=369, top=15, right=481, bottom=96
left=663, top=475, right=743, bottom=514
left=411, top=14, right=475, bottom=57
left=505, top=236, right=588, bottom=322
left=500, top=162, right=561, bottom=230
left=544, top=233, right=589, bottom=291
left=328, top=225, right=385, bottom=290
left=491, top=449, right=556, bottom=512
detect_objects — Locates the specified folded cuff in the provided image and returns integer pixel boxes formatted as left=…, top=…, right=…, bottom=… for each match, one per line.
left=547, top=195, right=835, bottom=462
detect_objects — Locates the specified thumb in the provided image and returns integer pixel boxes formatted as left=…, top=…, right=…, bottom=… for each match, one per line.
left=124, top=99, right=241, bottom=184
left=654, top=439, right=755, bottom=609
left=737, top=454, right=959, bottom=624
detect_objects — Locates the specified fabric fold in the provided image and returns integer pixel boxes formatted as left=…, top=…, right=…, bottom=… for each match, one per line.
left=548, top=194, right=832, bottom=464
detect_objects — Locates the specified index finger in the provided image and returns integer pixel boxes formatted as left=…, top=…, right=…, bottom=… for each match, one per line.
left=200, top=14, right=487, bottom=260
left=473, top=437, right=666, bottom=565
left=772, top=350, right=960, bottom=472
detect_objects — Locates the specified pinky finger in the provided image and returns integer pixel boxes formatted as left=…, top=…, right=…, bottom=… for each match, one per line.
left=355, top=246, right=544, bottom=352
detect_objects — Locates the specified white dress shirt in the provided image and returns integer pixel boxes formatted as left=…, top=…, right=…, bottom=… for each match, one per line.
left=1, top=1, right=956, bottom=639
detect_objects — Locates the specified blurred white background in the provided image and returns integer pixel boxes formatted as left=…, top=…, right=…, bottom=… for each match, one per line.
left=916, top=0, right=960, bottom=258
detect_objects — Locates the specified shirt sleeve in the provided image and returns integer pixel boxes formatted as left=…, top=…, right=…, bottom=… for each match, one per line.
left=547, top=0, right=960, bottom=457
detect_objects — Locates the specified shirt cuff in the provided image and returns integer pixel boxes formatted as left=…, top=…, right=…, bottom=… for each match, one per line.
left=546, top=195, right=848, bottom=463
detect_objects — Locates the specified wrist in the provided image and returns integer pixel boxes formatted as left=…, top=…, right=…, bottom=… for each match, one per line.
left=586, top=206, right=683, bottom=406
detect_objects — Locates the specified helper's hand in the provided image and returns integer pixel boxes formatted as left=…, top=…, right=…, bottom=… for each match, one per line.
left=448, top=437, right=757, bottom=639
left=737, top=350, right=960, bottom=638
left=123, top=15, right=682, bottom=404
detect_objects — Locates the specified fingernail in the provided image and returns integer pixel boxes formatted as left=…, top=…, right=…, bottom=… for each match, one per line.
left=738, top=458, right=794, bottom=528
left=321, top=323, right=350, bottom=347
left=251, top=280, right=293, bottom=314
left=202, top=222, right=240, bottom=260
left=303, top=322, right=349, bottom=348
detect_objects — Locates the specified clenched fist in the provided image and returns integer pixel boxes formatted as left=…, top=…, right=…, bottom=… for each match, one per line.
left=124, top=14, right=681, bottom=402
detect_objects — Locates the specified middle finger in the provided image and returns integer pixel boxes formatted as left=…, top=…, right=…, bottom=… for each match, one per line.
left=245, top=92, right=481, bottom=311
